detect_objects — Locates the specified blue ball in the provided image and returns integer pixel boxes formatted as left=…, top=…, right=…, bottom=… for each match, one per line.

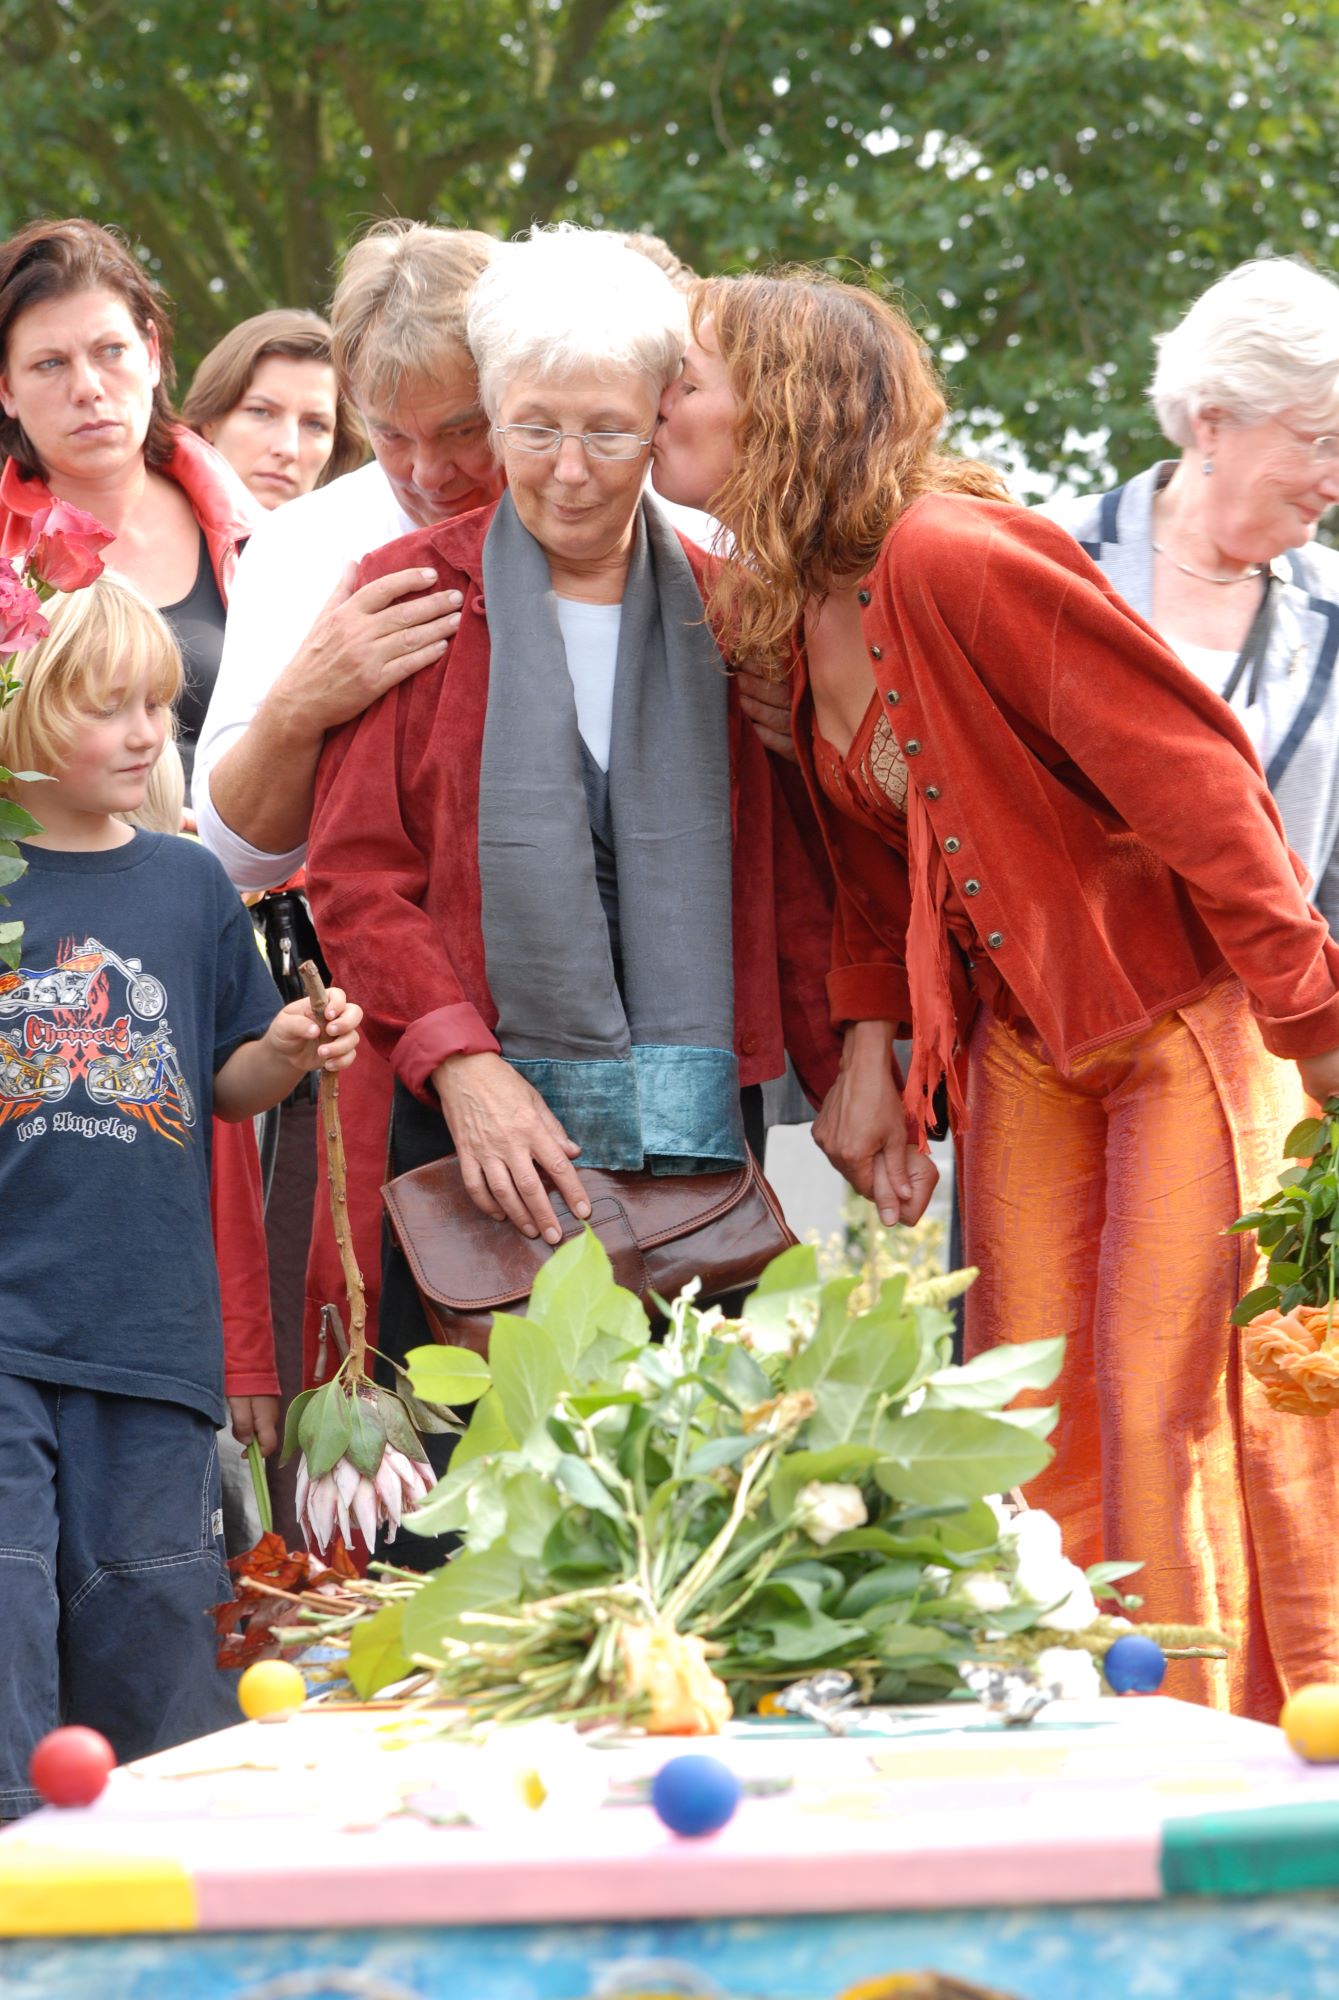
left=1104, top=1634, right=1166, bottom=1694
left=650, top=1754, right=742, bottom=1838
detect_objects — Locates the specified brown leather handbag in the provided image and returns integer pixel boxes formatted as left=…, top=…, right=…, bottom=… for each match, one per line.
left=381, top=1152, right=797, bottom=1355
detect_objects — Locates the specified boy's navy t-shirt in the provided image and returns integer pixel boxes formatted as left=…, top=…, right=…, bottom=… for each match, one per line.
left=0, top=832, right=279, bottom=1424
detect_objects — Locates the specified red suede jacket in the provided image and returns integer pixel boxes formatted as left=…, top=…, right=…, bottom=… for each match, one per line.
left=307, top=503, right=840, bottom=1109
left=793, top=493, right=1339, bottom=1066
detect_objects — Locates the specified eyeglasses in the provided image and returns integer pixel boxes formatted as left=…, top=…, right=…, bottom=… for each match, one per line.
left=493, top=424, right=654, bottom=461
left=1274, top=418, right=1339, bottom=465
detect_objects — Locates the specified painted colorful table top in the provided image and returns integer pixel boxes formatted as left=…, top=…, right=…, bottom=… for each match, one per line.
left=3, top=1695, right=1339, bottom=1943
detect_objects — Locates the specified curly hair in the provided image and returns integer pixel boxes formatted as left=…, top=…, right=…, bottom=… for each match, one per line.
left=690, top=270, right=1010, bottom=668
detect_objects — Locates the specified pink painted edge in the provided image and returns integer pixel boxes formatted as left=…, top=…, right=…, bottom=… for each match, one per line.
left=196, top=1834, right=1162, bottom=1932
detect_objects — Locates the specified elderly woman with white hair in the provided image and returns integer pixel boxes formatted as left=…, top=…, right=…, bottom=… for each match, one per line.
left=1050, top=257, right=1339, bottom=924
left=304, top=227, right=837, bottom=1428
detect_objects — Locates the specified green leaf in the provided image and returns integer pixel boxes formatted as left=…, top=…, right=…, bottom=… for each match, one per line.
left=837, top=1562, right=924, bottom=1617
left=753, top=1609, right=868, bottom=1663
left=920, top=1336, right=1065, bottom=1412
left=541, top=1509, right=626, bottom=1581
left=404, top=1344, right=491, bottom=1407
left=452, top=1387, right=517, bottom=1469
left=724, top=1342, right=773, bottom=1406
left=551, top=1451, right=626, bottom=1520
left=279, top=1387, right=318, bottom=1466
left=299, top=1381, right=354, bottom=1480
left=346, top=1602, right=412, bottom=1698
left=374, top=1387, right=429, bottom=1462
left=989, top=1402, right=1059, bottom=1439
left=487, top=1312, right=567, bottom=1443
left=752, top=1243, right=820, bottom=1293
left=684, top=1432, right=760, bottom=1475
left=872, top=1622, right=958, bottom=1663
left=1085, top=1559, right=1144, bottom=1586
left=770, top=1444, right=882, bottom=1521
left=1284, top=1116, right=1326, bottom=1159
left=0, top=797, right=41, bottom=839
left=345, top=1392, right=388, bottom=1478
left=499, top=1469, right=564, bottom=1564
left=1266, top=1261, right=1304, bottom=1286
left=1230, top=1284, right=1281, bottom=1326
left=0, top=849, right=28, bottom=889
left=875, top=1410, right=1053, bottom=1506
left=785, top=1279, right=923, bottom=1445
left=401, top=1546, right=523, bottom=1658
left=401, top=1462, right=473, bottom=1537
left=527, top=1227, right=617, bottom=1373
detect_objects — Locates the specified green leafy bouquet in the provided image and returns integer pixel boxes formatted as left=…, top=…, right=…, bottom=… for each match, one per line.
left=293, top=1234, right=1221, bottom=1729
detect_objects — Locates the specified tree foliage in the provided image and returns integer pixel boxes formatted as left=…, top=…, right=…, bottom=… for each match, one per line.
left=3, top=0, right=1339, bottom=482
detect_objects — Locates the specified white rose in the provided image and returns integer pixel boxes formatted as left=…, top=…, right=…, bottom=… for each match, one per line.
left=792, top=1480, right=868, bottom=1546
left=956, top=1570, right=1013, bottom=1614
left=1036, top=1646, right=1101, bottom=1701
left=1022, top=1556, right=1099, bottom=1632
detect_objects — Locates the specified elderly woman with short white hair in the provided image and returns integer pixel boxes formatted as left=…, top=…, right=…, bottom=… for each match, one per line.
left=305, top=226, right=836, bottom=1404
left=1050, top=257, right=1339, bottom=924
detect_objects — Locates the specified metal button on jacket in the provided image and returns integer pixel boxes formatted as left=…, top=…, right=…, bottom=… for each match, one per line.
left=924, top=785, right=941, bottom=801
left=905, top=739, right=921, bottom=755
left=870, top=644, right=883, bottom=660
left=963, top=878, right=982, bottom=896
left=944, top=836, right=961, bottom=854
left=987, top=931, right=1005, bottom=949
left=858, top=589, right=871, bottom=605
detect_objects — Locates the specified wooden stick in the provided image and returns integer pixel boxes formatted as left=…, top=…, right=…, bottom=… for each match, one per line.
left=300, top=959, right=366, bottom=1373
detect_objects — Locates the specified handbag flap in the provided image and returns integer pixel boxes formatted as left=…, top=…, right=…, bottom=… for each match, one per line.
left=381, top=1155, right=754, bottom=1313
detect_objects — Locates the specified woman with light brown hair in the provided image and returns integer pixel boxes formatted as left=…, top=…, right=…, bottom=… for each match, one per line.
left=181, top=308, right=365, bottom=510
left=652, top=268, right=1339, bottom=1720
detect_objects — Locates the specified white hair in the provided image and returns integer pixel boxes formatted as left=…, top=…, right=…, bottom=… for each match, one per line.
left=1151, top=257, right=1339, bottom=445
left=466, top=223, right=688, bottom=423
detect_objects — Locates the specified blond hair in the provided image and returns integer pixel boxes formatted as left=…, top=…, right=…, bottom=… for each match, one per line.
left=690, top=271, right=1010, bottom=669
left=0, top=573, right=182, bottom=792
left=330, top=220, right=495, bottom=409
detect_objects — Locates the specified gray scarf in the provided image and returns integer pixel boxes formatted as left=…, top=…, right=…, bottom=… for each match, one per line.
left=477, top=490, right=745, bottom=1172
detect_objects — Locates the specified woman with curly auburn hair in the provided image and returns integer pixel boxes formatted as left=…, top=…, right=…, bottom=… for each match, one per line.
left=653, top=268, right=1339, bottom=1721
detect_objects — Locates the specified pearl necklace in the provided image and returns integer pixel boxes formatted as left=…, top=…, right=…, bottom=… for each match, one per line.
left=1151, top=539, right=1264, bottom=587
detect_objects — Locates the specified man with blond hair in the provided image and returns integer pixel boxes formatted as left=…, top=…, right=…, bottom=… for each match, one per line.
left=194, top=220, right=507, bottom=1390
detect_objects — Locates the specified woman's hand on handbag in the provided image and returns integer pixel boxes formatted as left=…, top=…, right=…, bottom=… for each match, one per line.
left=812, top=1018, right=939, bottom=1226
left=431, top=1052, right=593, bottom=1244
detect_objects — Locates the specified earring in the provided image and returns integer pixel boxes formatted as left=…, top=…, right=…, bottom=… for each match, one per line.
left=1202, top=455, right=1214, bottom=477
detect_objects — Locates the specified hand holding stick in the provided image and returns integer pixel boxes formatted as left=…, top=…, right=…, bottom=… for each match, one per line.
left=300, top=959, right=366, bottom=1374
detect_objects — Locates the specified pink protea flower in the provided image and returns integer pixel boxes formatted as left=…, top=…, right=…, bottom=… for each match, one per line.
left=294, top=1446, right=435, bottom=1558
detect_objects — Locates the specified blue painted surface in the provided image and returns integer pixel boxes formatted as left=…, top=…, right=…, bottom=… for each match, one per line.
left=3, top=1899, right=1339, bottom=2000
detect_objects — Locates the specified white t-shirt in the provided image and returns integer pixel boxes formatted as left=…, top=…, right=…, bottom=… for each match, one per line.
left=192, top=461, right=416, bottom=890
left=555, top=598, right=621, bottom=770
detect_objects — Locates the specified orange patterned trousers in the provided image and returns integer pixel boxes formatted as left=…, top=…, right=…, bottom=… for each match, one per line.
left=961, top=979, right=1339, bottom=1720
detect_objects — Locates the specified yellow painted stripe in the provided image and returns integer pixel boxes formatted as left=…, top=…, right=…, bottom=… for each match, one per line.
left=0, top=1850, right=197, bottom=1935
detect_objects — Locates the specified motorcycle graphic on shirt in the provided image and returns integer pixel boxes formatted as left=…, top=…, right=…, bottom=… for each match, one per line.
left=0, top=936, right=193, bottom=1142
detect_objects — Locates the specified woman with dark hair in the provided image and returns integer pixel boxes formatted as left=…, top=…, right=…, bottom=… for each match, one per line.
left=182, top=308, right=365, bottom=510
left=0, top=216, right=254, bottom=786
left=652, top=268, right=1339, bottom=1720
left=0, top=215, right=278, bottom=1472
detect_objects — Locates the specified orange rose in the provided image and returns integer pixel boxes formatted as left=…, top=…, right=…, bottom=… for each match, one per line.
left=1243, top=1306, right=1339, bottom=1414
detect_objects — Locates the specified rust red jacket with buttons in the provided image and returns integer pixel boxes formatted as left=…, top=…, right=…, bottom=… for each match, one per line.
left=306, top=503, right=841, bottom=1109
left=791, top=492, right=1339, bottom=1072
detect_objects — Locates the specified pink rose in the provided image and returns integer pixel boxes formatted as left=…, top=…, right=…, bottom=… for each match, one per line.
left=0, top=564, right=49, bottom=656
left=25, top=498, right=113, bottom=592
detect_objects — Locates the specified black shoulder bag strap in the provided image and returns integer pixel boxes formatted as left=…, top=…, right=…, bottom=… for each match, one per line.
left=1222, top=577, right=1278, bottom=710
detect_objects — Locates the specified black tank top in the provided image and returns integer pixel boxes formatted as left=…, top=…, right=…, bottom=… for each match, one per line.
left=161, top=527, right=227, bottom=789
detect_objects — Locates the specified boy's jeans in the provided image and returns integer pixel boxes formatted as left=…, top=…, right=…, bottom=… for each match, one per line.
left=0, top=1374, right=239, bottom=1819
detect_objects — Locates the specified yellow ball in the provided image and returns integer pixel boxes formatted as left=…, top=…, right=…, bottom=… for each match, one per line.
left=1280, top=1682, right=1339, bottom=1761
left=238, top=1660, right=307, bottom=1721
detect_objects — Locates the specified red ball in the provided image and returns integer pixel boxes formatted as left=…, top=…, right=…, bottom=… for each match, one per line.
left=29, top=1726, right=116, bottom=1807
